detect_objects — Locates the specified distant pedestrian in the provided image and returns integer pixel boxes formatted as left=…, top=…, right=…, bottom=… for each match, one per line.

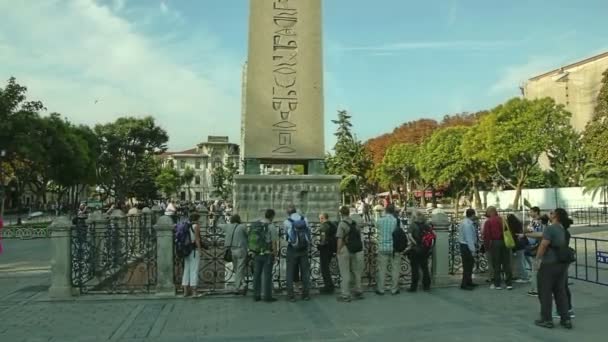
left=336, top=206, right=364, bottom=302
left=459, top=209, right=478, bottom=290
left=181, top=212, right=203, bottom=298
left=223, top=214, right=248, bottom=295
left=318, top=212, right=337, bottom=294
left=375, top=204, right=402, bottom=295
left=407, top=210, right=432, bottom=292
left=284, top=204, right=312, bottom=302
left=483, top=206, right=512, bottom=290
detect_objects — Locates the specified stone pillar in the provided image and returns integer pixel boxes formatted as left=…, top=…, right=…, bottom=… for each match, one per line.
left=430, top=210, right=454, bottom=286
left=86, top=211, right=107, bottom=281
left=48, top=216, right=75, bottom=299
left=154, top=215, right=175, bottom=296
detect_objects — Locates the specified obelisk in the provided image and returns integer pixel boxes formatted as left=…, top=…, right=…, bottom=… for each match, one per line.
left=242, top=0, right=325, bottom=169
left=235, top=0, right=340, bottom=221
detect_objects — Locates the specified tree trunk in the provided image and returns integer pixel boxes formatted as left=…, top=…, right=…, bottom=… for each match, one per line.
left=512, top=179, right=525, bottom=210
left=472, top=180, right=483, bottom=209
left=454, top=192, right=461, bottom=222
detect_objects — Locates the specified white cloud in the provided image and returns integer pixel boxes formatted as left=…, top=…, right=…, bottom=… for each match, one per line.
left=160, top=1, right=168, bottom=14
left=341, top=39, right=520, bottom=53
left=0, top=0, right=241, bottom=150
left=490, top=57, right=563, bottom=95
left=112, top=0, right=126, bottom=12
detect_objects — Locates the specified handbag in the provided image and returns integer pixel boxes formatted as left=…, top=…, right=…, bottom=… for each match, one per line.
left=555, top=246, right=576, bottom=264
left=223, top=224, right=238, bottom=263
left=502, top=219, right=516, bottom=250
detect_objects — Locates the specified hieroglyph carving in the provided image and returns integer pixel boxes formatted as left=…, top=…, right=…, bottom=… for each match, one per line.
left=272, top=0, right=298, bottom=155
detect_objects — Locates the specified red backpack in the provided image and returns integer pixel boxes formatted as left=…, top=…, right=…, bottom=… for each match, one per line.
left=421, top=224, right=436, bottom=250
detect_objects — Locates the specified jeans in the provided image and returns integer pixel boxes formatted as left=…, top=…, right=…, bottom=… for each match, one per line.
left=409, top=251, right=431, bottom=290
left=514, top=249, right=528, bottom=280
left=319, top=245, right=335, bottom=290
left=286, top=246, right=310, bottom=297
left=376, top=252, right=402, bottom=293
left=253, top=254, right=274, bottom=300
left=537, top=262, right=569, bottom=321
left=529, top=255, right=538, bottom=291
left=490, top=240, right=512, bottom=287
left=231, top=248, right=247, bottom=291
left=460, top=244, right=475, bottom=287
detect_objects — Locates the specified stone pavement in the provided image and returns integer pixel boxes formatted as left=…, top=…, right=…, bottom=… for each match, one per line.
left=2, top=235, right=608, bottom=341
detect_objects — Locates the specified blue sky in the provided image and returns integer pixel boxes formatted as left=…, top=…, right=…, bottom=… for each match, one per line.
left=1, top=0, right=607, bottom=151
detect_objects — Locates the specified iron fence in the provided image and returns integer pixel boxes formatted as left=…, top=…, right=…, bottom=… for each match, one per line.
left=70, top=214, right=157, bottom=294
left=448, top=222, right=489, bottom=275
left=0, top=223, right=51, bottom=240
left=173, top=221, right=425, bottom=294
left=569, top=236, right=608, bottom=286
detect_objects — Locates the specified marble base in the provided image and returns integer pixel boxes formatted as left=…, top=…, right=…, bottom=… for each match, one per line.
left=233, top=175, right=341, bottom=222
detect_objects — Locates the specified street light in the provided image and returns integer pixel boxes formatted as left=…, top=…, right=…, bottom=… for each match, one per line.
left=0, top=149, right=5, bottom=217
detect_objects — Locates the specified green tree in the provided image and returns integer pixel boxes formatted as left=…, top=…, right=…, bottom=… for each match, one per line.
left=181, top=167, right=195, bottom=201
left=466, top=98, right=572, bottom=209
left=211, top=160, right=238, bottom=200
left=547, top=128, right=585, bottom=187
left=376, top=143, right=419, bottom=203
left=155, top=166, right=181, bottom=199
left=95, top=116, right=168, bottom=204
left=582, top=68, right=608, bottom=167
left=325, top=110, right=373, bottom=203
left=582, top=163, right=608, bottom=205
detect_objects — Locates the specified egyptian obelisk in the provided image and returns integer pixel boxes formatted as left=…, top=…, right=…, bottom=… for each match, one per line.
left=235, top=0, right=340, bottom=221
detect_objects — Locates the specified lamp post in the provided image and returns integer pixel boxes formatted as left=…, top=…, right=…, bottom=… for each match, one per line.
left=0, top=149, right=5, bottom=217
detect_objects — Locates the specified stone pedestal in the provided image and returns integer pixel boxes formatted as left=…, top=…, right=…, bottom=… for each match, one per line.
left=234, top=175, right=341, bottom=221
left=430, top=211, right=456, bottom=286
left=48, top=216, right=76, bottom=299
left=154, top=216, right=175, bottom=296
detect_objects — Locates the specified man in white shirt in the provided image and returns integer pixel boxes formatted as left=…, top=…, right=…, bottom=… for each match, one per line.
left=459, top=209, right=478, bottom=290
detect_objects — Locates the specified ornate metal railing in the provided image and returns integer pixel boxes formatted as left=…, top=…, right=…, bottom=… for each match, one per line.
left=0, top=223, right=52, bottom=239
left=173, top=221, right=425, bottom=294
left=70, top=215, right=157, bottom=294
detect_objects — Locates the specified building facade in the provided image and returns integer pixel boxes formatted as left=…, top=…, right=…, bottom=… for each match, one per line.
left=160, top=136, right=240, bottom=202
left=523, top=51, right=608, bottom=132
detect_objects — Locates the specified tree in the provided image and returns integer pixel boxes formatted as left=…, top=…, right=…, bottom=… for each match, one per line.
left=582, top=68, right=608, bottom=167
left=181, top=167, right=195, bottom=201
left=326, top=110, right=373, bottom=203
left=466, top=98, right=572, bottom=209
left=547, top=128, right=585, bottom=187
left=211, top=160, right=238, bottom=200
left=375, top=143, right=419, bottom=203
left=95, top=116, right=168, bottom=204
left=582, top=163, right=608, bottom=206
left=155, top=166, right=181, bottom=199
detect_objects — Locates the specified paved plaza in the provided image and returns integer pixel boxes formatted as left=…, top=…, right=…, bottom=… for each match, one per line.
left=1, top=236, right=608, bottom=341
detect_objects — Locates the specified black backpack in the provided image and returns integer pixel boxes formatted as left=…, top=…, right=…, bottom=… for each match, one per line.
left=344, top=220, right=363, bottom=253
left=392, top=220, right=408, bottom=253
left=326, top=221, right=338, bottom=253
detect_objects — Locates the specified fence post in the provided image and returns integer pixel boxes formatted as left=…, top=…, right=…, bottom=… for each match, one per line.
left=48, top=216, right=75, bottom=299
left=430, top=211, right=454, bottom=286
left=154, top=215, right=175, bottom=296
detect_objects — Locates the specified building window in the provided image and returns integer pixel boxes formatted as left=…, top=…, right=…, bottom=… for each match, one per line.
left=195, top=176, right=201, bottom=185
left=180, top=192, right=186, bottom=201
left=195, top=192, right=201, bottom=201
left=203, top=159, right=209, bottom=169
left=213, top=158, right=222, bottom=169
left=195, top=160, right=201, bottom=169
left=179, top=160, right=186, bottom=169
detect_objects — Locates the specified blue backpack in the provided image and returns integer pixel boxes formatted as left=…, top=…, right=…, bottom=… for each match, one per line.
left=175, top=221, right=194, bottom=258
left=288, top=216, right=310, bottom=252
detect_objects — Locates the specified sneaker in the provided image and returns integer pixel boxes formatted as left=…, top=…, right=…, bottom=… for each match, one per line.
left=506, top=286, right=513, bottom=290
left=534, top=320, right=554, bottom=329
left=527, top=290, right=538, bottom=297
left=337, top=296, right=351, bottom=303
left=490, top=285, right=502, bottom=290
left=391, top=290, right=401, bottom=295
left=560, top=320, right=573, bottom=329
left=353, top=292, right=364, bottom=300
left=302, top=295, right=311, bottom=301
left=375, top=290, right=385, bottom=296
left=569, top=310, right=575, bottom=318
left=554, top=310, right=575, bottom=319
left=460, top=285, right=474, bottom=291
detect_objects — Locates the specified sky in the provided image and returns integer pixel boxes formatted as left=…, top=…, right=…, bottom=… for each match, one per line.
left=1, top=0, right=607, bottom=152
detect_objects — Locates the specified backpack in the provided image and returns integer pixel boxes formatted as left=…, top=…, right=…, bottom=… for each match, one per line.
left=326, top=221, right=338, bottom=254
left=420, top=223, right=436, bottom=250
left=344, top=220, right=363, bottom=253
left=175, top=221, right=194, bottom=258
left=248, top=221, right=271, bottom=254
left=392, top=219, right=408, bottom=253
left=288, top=215, right=310, bottom=252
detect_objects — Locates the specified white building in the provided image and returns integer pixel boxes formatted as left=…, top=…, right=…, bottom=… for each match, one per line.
left=160, top=136, right=240, bottom=201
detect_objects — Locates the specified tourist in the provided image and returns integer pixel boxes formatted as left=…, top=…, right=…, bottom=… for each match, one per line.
left=318, top=212, right=337, bottom=294
left=407, top=210, right=432, bottom=292
left=524, top=207, right=544, bottom=296
left=250, top=209, right=279, bottom=302
left=284, top=204, right=311, bottom=302
left=459, top=209, right=478, bottom=290
left=534, top=208, right=573, bottom=329
left=224, top=214, right=248, bottom=295
left=508, top=214, right=529, bottom=283
left=375, top=204, right=402, bottom=295
left=336, top=205, right=364, bottom=302
left=181, top=212, right=202, bottom=298
left=165, top=200, right=177, bottom=223
left=483, top=206, right=512, bottom=290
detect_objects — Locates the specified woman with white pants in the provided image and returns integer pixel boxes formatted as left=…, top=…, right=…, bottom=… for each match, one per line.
left=182, top=212, right=203, bottom=297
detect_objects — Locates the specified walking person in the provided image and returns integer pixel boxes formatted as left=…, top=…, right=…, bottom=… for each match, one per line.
left=249, top=209, right=279, bottom=303
left=284, top=204, right=312, bottom=302
left=482, top=206, right=513, bottom=290
left=318, top=212, right=337, bottom=294
left=534, top=208, right=573, bottom=329
left=181, top=212, right=203, bottom=298
left=336, top=206, right=364, bottom=302
left=223, top=214, right=248, bottom=295
left=407, top=211, right=432, bottom=292
left=459, top=209, right=478, bottom=290
left=375, top=204, right=403, bottom=295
